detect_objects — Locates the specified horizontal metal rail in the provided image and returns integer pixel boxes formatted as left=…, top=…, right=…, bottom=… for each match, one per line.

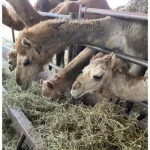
left=38, top=11, right=71, bottom=19
left=2, top=37, right=15, bottom=46
left=3, top=101, right=44, bottom=149
left=81, top=45, right=148, bottom=67
left=3, top=87, right=44, bottom=150
left=49, top=62, right=62, bottom=71
left=81, top=7, right=148, bottom=21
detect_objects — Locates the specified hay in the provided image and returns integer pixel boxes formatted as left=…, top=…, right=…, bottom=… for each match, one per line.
left=2, top=67, right=147, bottom=150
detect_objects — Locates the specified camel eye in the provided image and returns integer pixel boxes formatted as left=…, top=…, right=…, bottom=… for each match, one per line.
left=93, top=75, right=102, bottom=81
left=23, top=59, right=30, bottom=66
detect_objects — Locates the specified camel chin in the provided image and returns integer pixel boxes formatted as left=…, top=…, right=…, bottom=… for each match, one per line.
left=71, top=90, right=85, bottom=98
left=19, top=80, right=32, bottom=91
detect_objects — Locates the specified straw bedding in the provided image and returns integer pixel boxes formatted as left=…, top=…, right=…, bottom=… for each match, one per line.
left=2, top=66, right=147, bottom=150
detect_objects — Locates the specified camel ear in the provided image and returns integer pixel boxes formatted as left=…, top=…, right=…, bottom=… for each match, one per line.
left=96, top=52, right=104, bottom=57
left=21, top=38, right=32, bottom=48
left=40, top=79, right=43, bottom=86
left=91, top=52, right=104, bottom=62
left=7, top=50, right=17, bottom=71
left=111, top=54, right=117, bottom=69
left=47, top=81, right=54, bottom=89
left=104, top=52, right=114, bottom=62
left=8, top=50, right=17, bottom=58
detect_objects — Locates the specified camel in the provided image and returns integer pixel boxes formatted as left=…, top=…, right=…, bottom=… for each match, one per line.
left=71, top=53, right=148, bottom=102
left=51, top=0, right=110, bottom=67
left=40, top=47, right=97, bottom=98
left=8, top=0, right=147, bottom=90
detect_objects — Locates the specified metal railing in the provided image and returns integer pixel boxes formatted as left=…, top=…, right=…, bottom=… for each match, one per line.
left=78, top=4, right=148, bottom=21
left=38, top=11, right=72, bottom=19
left=81, top=45, right=148, bottom=67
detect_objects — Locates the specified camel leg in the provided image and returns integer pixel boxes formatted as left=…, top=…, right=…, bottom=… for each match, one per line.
left=56, top=51, right=65, bottom=67
left=124, top=101, right=134, bottom=115
left=137, top=109, right=147, bottom=121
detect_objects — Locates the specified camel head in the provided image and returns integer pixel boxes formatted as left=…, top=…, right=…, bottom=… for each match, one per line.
left=71, top=52, right=118, bottom=98
left=12, top=20, right=72, bottom=90
left=9, top=26, right=55, bottom=90
left=40, top=79, right=61, bottom=98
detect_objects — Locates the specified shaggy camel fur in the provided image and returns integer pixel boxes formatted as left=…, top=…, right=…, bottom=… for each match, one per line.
left=51, top=0, right=110, bottom=67
left=9, top=0, right=147, bottom=90
left=71, top=53, right=148, bottom=101
left=52, top=0, right=110, bottom=66
left=40, top=47, right=97, bottom=98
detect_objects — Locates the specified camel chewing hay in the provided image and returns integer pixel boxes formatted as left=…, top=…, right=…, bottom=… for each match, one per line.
left=2, top=67, right=147, bottom=150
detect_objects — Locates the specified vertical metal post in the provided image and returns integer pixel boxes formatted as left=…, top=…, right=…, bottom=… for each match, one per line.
left=78, top=4, right=85, bottom=19
left=71, top=4, right=85, bottom=59
left=68, top=12, right=76, bottom=64
left=16, top=133, right=26, bottom=150
left=11, top=26, right=15, bottom=44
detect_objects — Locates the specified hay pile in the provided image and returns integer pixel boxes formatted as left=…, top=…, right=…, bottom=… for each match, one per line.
left=3, top=67, right=147, bottom=150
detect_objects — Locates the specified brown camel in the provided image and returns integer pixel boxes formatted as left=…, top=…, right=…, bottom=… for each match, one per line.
left=51, top=0, right=110, bottom=67
left=8, top=0, right=147, bottom=90
left=40, top=47, right=97, bottom=98
left=71, top=53, right=148, bottom=101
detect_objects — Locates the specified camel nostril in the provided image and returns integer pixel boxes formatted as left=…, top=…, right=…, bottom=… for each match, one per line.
left=16, top=78, right=21, bottom=86
left=72, top=81, right=81, bottom=90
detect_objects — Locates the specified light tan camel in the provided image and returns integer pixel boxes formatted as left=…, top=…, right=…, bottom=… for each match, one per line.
left=8, top=0, right=147, bottom=90
left=71, top=53, right=148, bottom=101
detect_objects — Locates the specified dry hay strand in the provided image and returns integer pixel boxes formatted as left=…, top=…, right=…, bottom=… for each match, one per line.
left=2, top=67, right=147, bottom=150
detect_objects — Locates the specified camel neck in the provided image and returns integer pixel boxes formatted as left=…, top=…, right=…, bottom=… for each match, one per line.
left=110, top=72, right=147, bottom=101
left=55, top=19, right=105, bottom=46
left=35, top=19, right=106, bottom=59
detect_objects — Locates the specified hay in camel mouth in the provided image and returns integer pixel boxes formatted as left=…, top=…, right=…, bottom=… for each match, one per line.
left=2, top=67, right=147, bottom=150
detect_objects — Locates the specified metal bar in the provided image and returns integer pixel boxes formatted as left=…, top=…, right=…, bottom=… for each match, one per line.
left=16, top=133, right=26, bottom=150
left=69, top=12, right=76, bottom=20
left=81, top=45, right=148, bottom=67
left=2, top=37, right=15, bottom=46
left=38, top=11, right=70, bottom=19
left=78, top=4, right=85, bottom=19
left=68, top=12, right=77, bottom=63
left=3, top=88, right=44, bottom=150
left=11, top=26, right=15, bottom=43
left=3, top=101, right=44, bottom=150
left=49, top=62, right=62, bottom=71
left=81, top=7, right=148, bottom=21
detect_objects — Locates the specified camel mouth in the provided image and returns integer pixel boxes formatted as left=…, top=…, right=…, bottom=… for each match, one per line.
left=71, top=90, right=85, bottom=98
left=20, top=81, right=32, bottom=91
